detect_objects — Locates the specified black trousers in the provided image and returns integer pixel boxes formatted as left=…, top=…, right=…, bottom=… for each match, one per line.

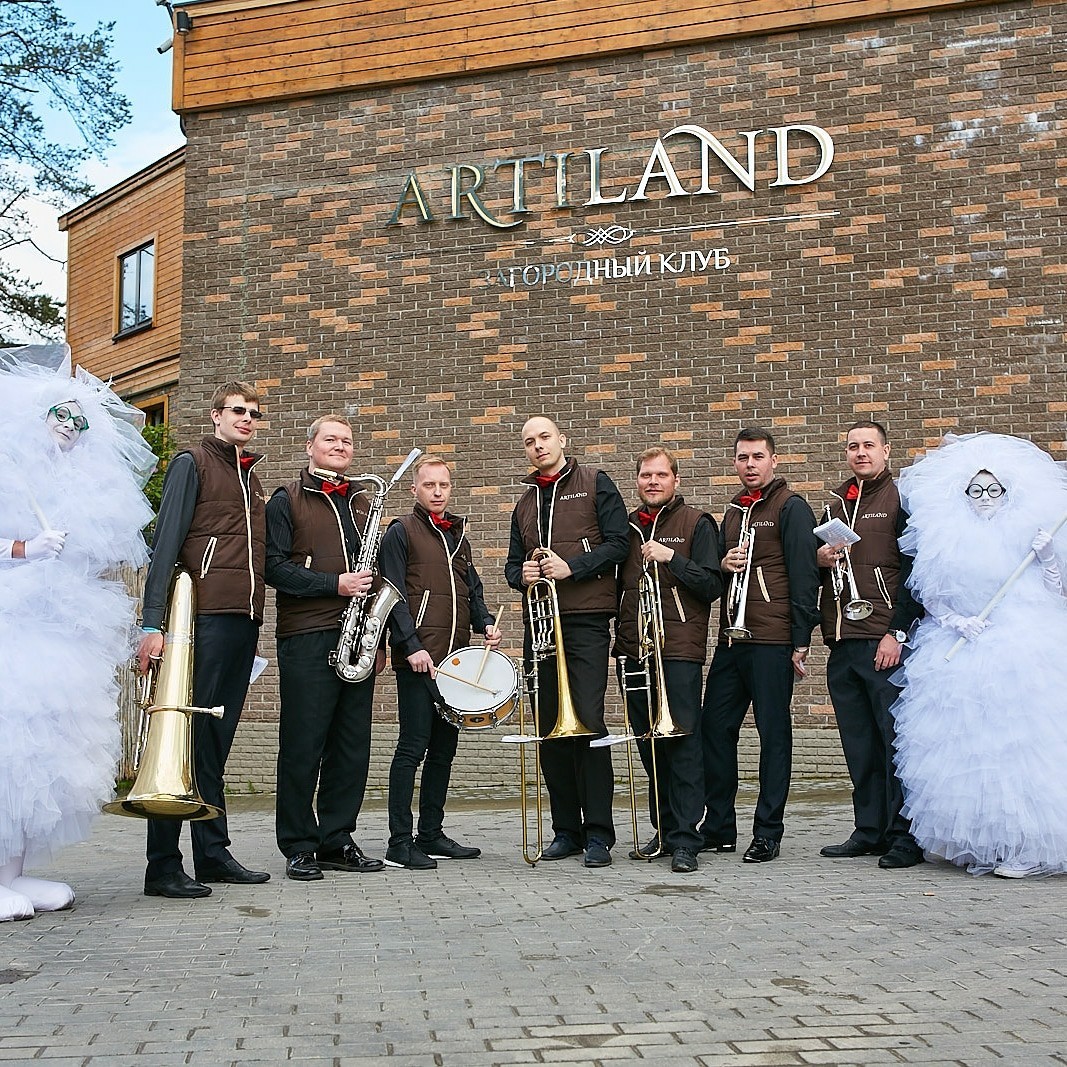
left=826, top=639, right=915, bottom=849
left=387, top=669, right=459, bottom=847
left=620, top=657, right=705, bottom=853
left=145, top=614, right=259, bottom=880
left=275, top=629, right=375, bottom=858
left=524, top=613, right=615, bottom=848
left=701, top=642, right=794, bottom=845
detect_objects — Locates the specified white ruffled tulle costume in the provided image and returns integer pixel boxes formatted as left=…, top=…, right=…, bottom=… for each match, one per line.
left=0, top=346, right=155, bottom=880
left=892, top=433, right=1067, bottom=877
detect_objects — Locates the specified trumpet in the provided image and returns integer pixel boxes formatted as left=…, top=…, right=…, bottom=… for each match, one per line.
left=610, top=551, right=689, bottom=860
left=502, top=549, right=593, bottom=866
left=723, top=503, right=755, bottom=641
left=824, top=505, right=873, bottom=621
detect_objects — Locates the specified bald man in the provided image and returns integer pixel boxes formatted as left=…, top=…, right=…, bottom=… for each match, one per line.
left=505, top=417, right=629, bottom=868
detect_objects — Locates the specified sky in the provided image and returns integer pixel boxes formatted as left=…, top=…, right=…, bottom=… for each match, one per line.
left=5, top=0, right=185, bottom=338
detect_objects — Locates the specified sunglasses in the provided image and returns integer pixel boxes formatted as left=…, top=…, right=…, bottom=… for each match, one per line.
left=220, top=405, right=264, bottom=420
left=48, top=405, right=89, bottom=432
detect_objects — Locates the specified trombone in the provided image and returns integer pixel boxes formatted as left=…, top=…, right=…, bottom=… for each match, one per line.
left=723, top=502, right=755, bottom=641
left=608, top=550, right=689, bottom=860
left=824, top=505, right=873, bottom=621
left=501, top=548, right=592, bottom=865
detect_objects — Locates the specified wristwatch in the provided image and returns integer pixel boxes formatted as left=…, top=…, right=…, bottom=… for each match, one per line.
left=889, top=630, right=907, bottom=643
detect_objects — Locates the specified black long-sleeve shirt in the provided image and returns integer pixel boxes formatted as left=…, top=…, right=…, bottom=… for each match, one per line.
left=141, top=452, right=199, bottom=630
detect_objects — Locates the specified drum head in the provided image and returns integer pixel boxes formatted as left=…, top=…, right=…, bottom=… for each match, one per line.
left=436, top=646, right=517, bottom=712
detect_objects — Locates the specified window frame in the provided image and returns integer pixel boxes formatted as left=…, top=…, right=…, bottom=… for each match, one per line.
left=113, top=238, right=157, bottom=340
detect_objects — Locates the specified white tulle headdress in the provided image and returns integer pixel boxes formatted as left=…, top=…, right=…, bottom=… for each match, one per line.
left=0, top=343, right=155, bottom=570
left=898, top=432, right=1067, bottom=615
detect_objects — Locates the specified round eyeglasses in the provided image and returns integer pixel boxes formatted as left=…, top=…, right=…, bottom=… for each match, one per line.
left=48, top=405, right=89, bottom=432
left=965, top=481, right=1005, bottom=499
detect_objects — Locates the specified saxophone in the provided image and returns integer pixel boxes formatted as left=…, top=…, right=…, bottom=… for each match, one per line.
left=329, top=447, right=422, bottom=683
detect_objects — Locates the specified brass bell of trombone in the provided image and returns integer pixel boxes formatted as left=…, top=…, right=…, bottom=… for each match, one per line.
left=104, top=569, right=224, bottom=821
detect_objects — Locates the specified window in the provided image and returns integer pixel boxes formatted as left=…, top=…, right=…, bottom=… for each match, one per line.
left=134, top=394, right=169, bottom=426
left=117, top=242, right=155, bottom=334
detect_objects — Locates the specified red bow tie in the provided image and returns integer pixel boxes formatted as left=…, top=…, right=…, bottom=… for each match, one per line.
left=239, top=454, right=256, bottom=470
left=637, top=508, right=658, bottom=527
left=321, top=479, right=349, bottom=497
left=739, top=489, right=762, bottom=507
left=845, top=483, right=860, bottom=501
left=430, top=513, right=452, bottom=531
left=534, top=471, right=563, bottom=489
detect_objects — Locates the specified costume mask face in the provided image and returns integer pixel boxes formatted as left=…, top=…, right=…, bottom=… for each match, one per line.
left=965, top=469, right=1006, bottom=519
left=46, top=401, right=88, bottom=452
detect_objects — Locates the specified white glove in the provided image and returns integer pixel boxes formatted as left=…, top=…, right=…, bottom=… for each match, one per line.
left=1032, top=530, right=1055, bottom=564
left=24, top=530, right=66, bottom=560
left=943, top=612, right=988, bottom=641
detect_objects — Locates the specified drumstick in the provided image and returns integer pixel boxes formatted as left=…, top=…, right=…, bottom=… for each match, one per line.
left=28, top=493, right=50, bottom=531
left=434, top=666, right=497, bottom=694
left=474, top=603, right=507, bottom=684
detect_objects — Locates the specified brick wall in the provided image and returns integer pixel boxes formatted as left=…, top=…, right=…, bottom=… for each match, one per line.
left=176, top=0, right=1064, bottom=790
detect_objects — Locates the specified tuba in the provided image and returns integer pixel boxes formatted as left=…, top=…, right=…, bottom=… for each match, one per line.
left=104, top=568, right=224, bottom=820
left=329, top=448, right=422, bottom=683
left=723, top=502, right=756, bottom=641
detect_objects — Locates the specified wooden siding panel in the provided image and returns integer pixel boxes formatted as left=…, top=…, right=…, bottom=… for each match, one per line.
left=64, top=164, right=184, bottom=398
left=173, top=0, right=1005, bottom=112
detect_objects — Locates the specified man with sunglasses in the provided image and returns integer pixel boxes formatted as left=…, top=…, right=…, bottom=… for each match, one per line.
left=816, top=421, right=923, bottom=870
left=135, top=383, right=270, bottom=899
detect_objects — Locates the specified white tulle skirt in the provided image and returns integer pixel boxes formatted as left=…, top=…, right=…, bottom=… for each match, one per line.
left=0, top=560, right=135, bottom=866
left=892, top=579, right=1067, bottom=876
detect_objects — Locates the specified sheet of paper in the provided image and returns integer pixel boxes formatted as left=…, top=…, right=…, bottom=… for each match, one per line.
left=814, top=518, right=861, bottom=546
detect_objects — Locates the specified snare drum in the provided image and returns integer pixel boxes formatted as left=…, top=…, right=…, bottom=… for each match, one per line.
left=434, top=646, right=519, bottom=730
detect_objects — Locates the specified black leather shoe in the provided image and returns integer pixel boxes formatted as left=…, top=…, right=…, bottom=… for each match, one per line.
left=671, top=848, right=699, bottom=873
left=820, top=838, right=889, bottom=858
left=318, top=843, right=385, bottom=872
left=384, top=841, right=437, bottom=870
left=742, top=837, right=780, bottom=863
left=541, top=833, right=582, bottom=861
left=584, top=838, right=612, bottom=868
left=629, top=833, right=671, bottom=860
left=878, top=845, right=925, bottom=869
left=286, top=852, right=323, bottom=881
left=700, top=838, right=737, bottom=854
left=415, top=834, right=481, bottom=860
left=144, top=870, right=212, bottom=899
left=195, top=857, right=271, bottom=884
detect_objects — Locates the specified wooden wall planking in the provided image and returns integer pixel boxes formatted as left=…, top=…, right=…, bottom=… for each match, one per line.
left=60, top=151, right=185, bottom=396
left=172, top=0, right=1002, bottom=111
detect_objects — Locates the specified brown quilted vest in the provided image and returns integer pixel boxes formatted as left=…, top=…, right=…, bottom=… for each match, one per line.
left=177, top=436, right=266, bottom=622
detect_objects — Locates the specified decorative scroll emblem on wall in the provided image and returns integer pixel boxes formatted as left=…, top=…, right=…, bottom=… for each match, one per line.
left=571, top=225, right=636, bottom=247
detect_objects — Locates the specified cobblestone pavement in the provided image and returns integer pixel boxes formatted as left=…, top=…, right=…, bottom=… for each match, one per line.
left=2, top=782, right=1065, bottom=1065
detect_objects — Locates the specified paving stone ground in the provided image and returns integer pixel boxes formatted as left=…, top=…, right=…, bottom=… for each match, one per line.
left=2, top=781, right=1065, bottom=1066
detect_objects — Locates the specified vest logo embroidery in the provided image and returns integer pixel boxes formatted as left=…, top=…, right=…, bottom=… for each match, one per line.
left=861, top=512, right=889, bottom=519
left=558, top=491, right=589, bottom=502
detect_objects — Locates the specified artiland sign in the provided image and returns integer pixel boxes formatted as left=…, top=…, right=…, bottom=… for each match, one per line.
left=385, top=124, right=835, bottom=232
